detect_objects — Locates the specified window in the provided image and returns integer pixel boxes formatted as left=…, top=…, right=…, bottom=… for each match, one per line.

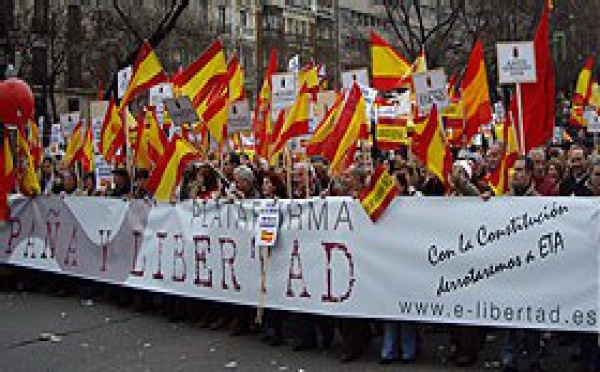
left=240, top=9, right=247, bottom=27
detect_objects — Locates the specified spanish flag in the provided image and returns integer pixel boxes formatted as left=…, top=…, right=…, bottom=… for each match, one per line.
left=28, top=119, right=43, bottom=168
left=120, top=41, right=168, bottom=110
left=100, top=98, right=125, bottom=163
left=324, top=83, right=367, bottom=174
left=227, top=55, right=245, bottom=102
left=173, top=40, right=227, bottom=106
left=146, top=136, right=201, bottom=202
left=377, top=116, right=408, bottom=149
left=270, top=88, right=311, bottom=157
left=411, top=105, right=453, bottom=185
left=135, top=107, right=167, bottom=169
left=573, top=57, right=595, bottom=107
left=359, top=165, right=399, bottom=222
left=488, top=117, right=519, bottom=196
left=298, top=63, right=320, bottom=97
left=371, top=31, right=411, bottom=91
left=569, top=105, right=587, bottom=127
left=63, top=122, right=84, bottom=168
left=0, top=131, right=14, bottom=221
left=461, top=40, right=493, bottom=143
left=16, top=129, right=41, bottom=196
left=591, top=82, right=600, bottom=109
left=202, top=82, right=230, bottom=145
left=81, top=122, right=95, bottom=173
left=254, top=49, right=278, bottom=159
left=306, top=94, right=343, bottom=156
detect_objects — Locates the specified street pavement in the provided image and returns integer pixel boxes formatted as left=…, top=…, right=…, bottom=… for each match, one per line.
left=0, top=269, right=589, bottom=372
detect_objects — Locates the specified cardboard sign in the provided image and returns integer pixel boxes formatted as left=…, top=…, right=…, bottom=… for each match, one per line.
left=342, top=69, right=369, bottom=90
left=255, top=200, right=280, bottom=248
left=164, top=97, right=199, bottom=127
left=271, top=72, right=297, bottom=119
left=228, top=100, right=252, bottom=133
left=413, top=69, right=449, bottom=112
left=497, top=42, right=537, bottom=84
left=118, top=66, right=133, bottom=99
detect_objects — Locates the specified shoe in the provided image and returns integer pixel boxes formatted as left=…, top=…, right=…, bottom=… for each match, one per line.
left=210, top=317, right=227, bottom=330
left=379, top=358, right=396, bottom=365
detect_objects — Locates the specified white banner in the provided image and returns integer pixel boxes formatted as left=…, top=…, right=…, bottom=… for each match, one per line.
left=1, top=197, right=598, bottom=332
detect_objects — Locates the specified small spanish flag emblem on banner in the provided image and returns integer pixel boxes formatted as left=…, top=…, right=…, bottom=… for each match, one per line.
left=359, top=166, right=400, bottom=222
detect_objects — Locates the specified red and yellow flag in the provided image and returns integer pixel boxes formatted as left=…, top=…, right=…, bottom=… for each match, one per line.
left=591, top=82, right=600, bottom=109
left=461, top=40, right=493, bottom=143
left=1, top=131, right=14, bottom=221
left=411, top=105, right=453, bottom=185
left=298, top=63, right=320, bottom=97
left=16, top=129, right=41, bottom=196
left=63, top=122, right=85, bottom=168
left=120, top=41, right=168, bottom=110
left=377, top=116, right=408, bottom=150
left=28, top=119, right=43, bottom=168
left=81, top=122, right=95, bottom=173
left=202, top=82, right=230, bottom=145
left=323, top=83, right=367, bottom=174
left=254, top=49, right=278, bottom=159
left=371, top=31, right=411, bottom=91
left=488, top=117, right=519, bottom=195
left=306, top=94, right=343, bottom=156
left=227, top=55, right=245, bottom=102
left=573, top=57, right=595, bottom=107
left=146, top=136, right=201, bottom=202
left=135, top=107, right=167, bottom=169
left=359, top=165, right=399, bottom=222
left=100, top=98, right=125, bottom=163
left=173, top=40, right=227, bottom=106
left=271, top=89, right=311, bottom=157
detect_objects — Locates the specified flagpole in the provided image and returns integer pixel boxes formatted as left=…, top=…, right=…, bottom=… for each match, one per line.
left=516, top=83, right=526, bottom=155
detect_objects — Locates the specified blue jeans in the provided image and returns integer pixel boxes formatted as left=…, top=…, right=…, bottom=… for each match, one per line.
left=381, top=321, right=417, bottom=361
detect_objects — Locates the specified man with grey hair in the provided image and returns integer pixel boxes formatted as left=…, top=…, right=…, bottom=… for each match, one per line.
left=559, top=146, right=589, bottom=196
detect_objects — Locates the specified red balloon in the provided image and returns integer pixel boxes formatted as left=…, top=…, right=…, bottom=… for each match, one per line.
left=0, top=78, right=35, bottom=129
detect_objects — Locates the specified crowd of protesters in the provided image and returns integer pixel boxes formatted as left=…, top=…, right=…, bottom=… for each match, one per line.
left=5, top=132, right=600, bottom=372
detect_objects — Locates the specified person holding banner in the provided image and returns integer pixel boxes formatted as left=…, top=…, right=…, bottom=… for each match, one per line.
left=107, top=167, right=132, bottom=198
left=559, top=146, right=589, bottom=196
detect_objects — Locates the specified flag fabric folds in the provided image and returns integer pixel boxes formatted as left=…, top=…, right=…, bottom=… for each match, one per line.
left=511, top=5, right=555, bottom=153
left=488, top=116, right=519, bottom=196
left=63, top=123, right=85, bottom=168
left=461, top=40, right=493, bottom=143
left=100, top=98, right=125, bottom=163
left=1, top=131, right=14, bottom=221
left=573, top=57, right=595, bottom=106
left=323, top=83, right=367, bottom=174
left=271, top=89, right=311, bottom=157
left=173, top=40, right=227, bottom=106
left=120, top=41, right=168, bottom=110
left=16, top=129, right=41, bottom=196
left=227, top=55, right=245, bottom=102
left=135, top=107, right=167, bottom=169
left=306, top=95, right=343, bottom=156
left=411, top=105, right=453, bottom=185
left=254, top=49, right=278, bottom=159
left=370, top=31, right=412, bottom=91
left=359, top=165, right=400, bottom=222
left=146, top=136, right=201, bottom=202
left=81, top=122, right=95, bottom=173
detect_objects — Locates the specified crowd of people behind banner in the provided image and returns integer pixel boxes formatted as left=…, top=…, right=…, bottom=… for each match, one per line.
left=6, top=129, right=599, bottom=372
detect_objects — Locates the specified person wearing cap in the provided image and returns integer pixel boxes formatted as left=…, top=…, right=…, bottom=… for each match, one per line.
left=108, top=167, right=132, bottom=198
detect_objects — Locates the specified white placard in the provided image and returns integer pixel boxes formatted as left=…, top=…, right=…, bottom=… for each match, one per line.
left=584, top=108, right=600, bottom=133
left=342, top=69, right=369, bottom=90
left=255, top=200, right=280, bottom=248
left=118, top=66, right=133, bottom=99
left=150, top=83, right=174, bottom=125
left=288, top=55, right=300, bottom=73
left=413, top=69, right=449, bottom=112
left=228, top=99, right=252, bottom=133
left=271, top=73, right=297, bottom=119
left=60, top=112, right=81, bottom=136
left=497, top=42, right=537, bottom=84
